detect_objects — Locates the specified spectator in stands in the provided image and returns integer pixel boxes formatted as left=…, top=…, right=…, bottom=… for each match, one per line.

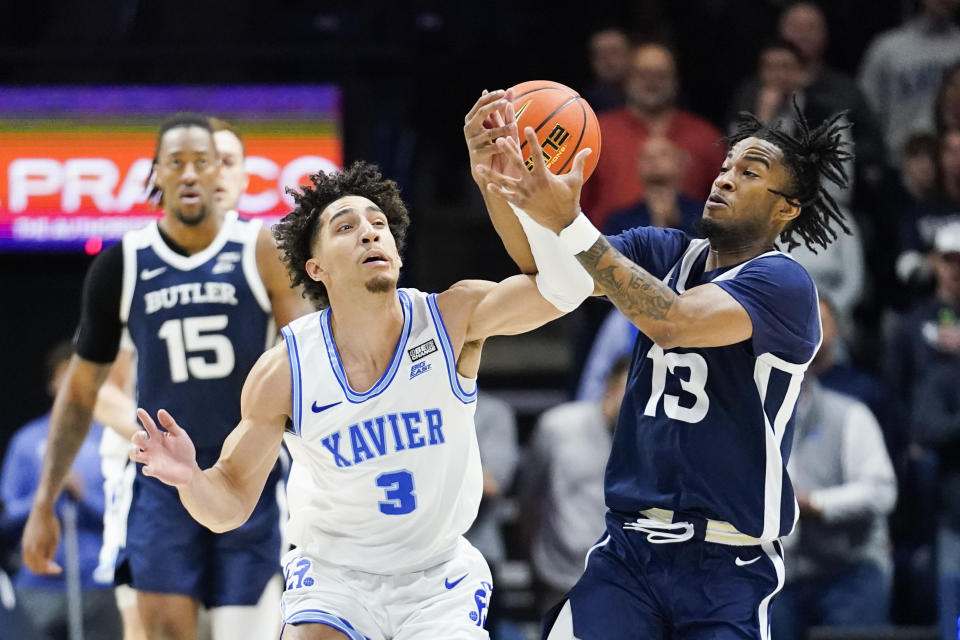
left=464, top=390, right=518, bottom=640
left=520, top=357, right=629, bottom=616
left=726, top=38, right=807, bottom=131
left=859, top=0, right=960, bottom=162
left=0, top=342, right=121, bottom=640
left=888, top=222, right=960, bottom=413
left=583, top=27, right=631, bottom=114
left=777, top=2, right=886, bottom=181
left=912, top=314, right=960, bottom=640
left=898, top=129, right=960, bottom=288
left=579, top=42, right=726, bottom=231
left=812, top=297, right=899, bottom=450
left=602, top=136, right=703, bottom=236
left=935, top=60, right=960, bottom=134
left=576, top=309, right=636, bottom=403
left=771, top=376, right=897, bottom=640
left=903, top=133, right=942, bottom=204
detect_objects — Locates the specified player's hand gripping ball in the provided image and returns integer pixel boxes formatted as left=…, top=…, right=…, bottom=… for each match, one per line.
left=508, top=80, right=602, bottom=181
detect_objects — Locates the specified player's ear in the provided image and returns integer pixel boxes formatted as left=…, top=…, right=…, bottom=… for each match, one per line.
left=776, top=196, right=801, bottom=223
left=305, top=258, right=326, bottom=283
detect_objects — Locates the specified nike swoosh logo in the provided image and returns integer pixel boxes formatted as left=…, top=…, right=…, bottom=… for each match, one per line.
left=735, top=555, right=762, bottom=567
left=514, top=99, right=532, bottom=121
left=140, top=267, right=167, bottom=280
left=444, top=573, right=468, bottom=589
left=311, top=401, right=342, bottom=414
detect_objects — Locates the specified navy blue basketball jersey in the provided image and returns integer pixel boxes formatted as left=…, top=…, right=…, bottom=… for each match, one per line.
left=119, top=212, right=274, bottom=449
left=605, top=226, right=821, bottom=541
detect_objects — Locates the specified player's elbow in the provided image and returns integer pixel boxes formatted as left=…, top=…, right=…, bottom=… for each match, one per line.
left=648, top=322, right=685, bottom=350
left=205, top=510, right=252, bottom=533
left=645, top=301, right=701, bottom=349
left=206, top=521, right=238, bottom=534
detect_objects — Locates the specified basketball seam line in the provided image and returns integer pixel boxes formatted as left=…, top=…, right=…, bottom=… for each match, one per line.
left=518, top=95, right=581, bottom=152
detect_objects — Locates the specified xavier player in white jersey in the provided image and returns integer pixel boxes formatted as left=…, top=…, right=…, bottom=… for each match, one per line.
left=22, top=113, right=314, bottom=640
left=477, top=98, right=854, bottom=639
left=129, top=102, right=572, bottom=639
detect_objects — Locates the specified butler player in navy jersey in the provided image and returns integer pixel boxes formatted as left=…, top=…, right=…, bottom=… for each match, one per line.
left=474, top=100, right=853, bottom=639
left=21, top=113, right=313, bottom=640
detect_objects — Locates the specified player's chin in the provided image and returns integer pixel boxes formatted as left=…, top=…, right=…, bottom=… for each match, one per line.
left=364, top=273, right=398, bottom=294
left=176, top=205, right=209, bottom=227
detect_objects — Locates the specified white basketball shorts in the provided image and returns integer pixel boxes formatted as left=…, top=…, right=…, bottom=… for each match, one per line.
left=280, top=537, right=493, bottom=640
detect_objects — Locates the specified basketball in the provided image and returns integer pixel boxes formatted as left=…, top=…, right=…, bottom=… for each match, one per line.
left=508, top=80, right=601, bottom=182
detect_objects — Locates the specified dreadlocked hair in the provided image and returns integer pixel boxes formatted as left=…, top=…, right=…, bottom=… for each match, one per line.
left=727, top=98, right=853, bottom=252
left=273, top=161, right=411, bottom=309
left=144, top=112, right=214, bottom=206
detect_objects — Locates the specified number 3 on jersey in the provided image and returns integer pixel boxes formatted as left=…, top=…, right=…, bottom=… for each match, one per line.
left=157, top=315, right=236, bottom=383
left=377, top=470, right=417, bottom=515
left=644, top=344, right=709, bottom=423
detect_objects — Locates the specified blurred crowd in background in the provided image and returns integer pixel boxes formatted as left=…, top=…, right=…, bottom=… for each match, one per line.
left=3, top=1, right=960, bottom=638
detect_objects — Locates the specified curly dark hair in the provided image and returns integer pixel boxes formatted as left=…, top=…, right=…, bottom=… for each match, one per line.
left=273, top=161, right=411, bottom=309
left=727, top=98, right=853, bottom=252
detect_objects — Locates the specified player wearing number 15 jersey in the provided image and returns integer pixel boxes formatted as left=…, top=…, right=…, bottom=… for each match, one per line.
left=476, top=100, right=854, bottom=639
left=21, top=113, right=313, bottom=640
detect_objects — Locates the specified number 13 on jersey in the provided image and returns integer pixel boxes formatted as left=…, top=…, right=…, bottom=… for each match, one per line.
left=644, top=344, right=710, bottom=423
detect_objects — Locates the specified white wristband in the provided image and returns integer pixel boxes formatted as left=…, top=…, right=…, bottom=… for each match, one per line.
left=558, top=213, right=601, bottom=254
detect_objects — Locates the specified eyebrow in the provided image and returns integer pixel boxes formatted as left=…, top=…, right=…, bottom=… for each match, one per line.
left=328, top=205, right=383, bottom=225
left=742, top=154, right=771, bottom=168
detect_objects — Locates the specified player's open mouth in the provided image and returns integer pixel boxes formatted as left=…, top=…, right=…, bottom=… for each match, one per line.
left=362, top=252, right=389, bottom=265
left=705, top=193, right=729, bottom=209
left=180, top=191, right=201, bottom=204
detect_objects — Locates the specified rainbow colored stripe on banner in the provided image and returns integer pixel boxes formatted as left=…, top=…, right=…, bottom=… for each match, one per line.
left=0, top=86, right=342, bottom=251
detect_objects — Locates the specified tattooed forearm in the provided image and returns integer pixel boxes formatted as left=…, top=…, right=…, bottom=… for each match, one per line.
left=576, top=236, right=676, bottom=321
left=35, top=398, right=96, bottom=505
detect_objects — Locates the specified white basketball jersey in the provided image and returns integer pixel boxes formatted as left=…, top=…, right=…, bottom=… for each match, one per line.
left=279, top=288, right=482, bottom=575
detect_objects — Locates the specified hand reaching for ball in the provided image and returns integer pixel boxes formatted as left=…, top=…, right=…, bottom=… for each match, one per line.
left=464, top=89, right=520, bottom=188
left=477, top=127, right=592, bottom=235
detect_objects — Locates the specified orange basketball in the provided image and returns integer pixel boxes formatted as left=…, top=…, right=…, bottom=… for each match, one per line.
left=509, top=80, right=601, bottom=182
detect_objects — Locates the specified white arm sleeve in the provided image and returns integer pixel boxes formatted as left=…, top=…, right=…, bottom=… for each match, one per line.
left=509, top=203, right=595, bottom=312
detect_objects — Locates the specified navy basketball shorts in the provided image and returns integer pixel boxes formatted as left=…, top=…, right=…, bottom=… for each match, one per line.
left=118, top=447, right=283, bottom=608
left=543, top=510, right=785, bottom=640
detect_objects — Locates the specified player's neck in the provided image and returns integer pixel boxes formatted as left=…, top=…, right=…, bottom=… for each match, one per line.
left=158, top=210, right=225, bottom=255
left=326, top=288, right=405, bottom=362
left=705, top=238, right=775, bottom=270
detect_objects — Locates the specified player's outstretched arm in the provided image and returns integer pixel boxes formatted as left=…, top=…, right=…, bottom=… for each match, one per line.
left=435, top=276, right=566, bottom=378
left=464, top=89, right=537, bottom=274
left=22, top=356, right=112, bottom=575
left=130, top=344, right=290, bottom=533
left=480, top=127, right=754, bottom=349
